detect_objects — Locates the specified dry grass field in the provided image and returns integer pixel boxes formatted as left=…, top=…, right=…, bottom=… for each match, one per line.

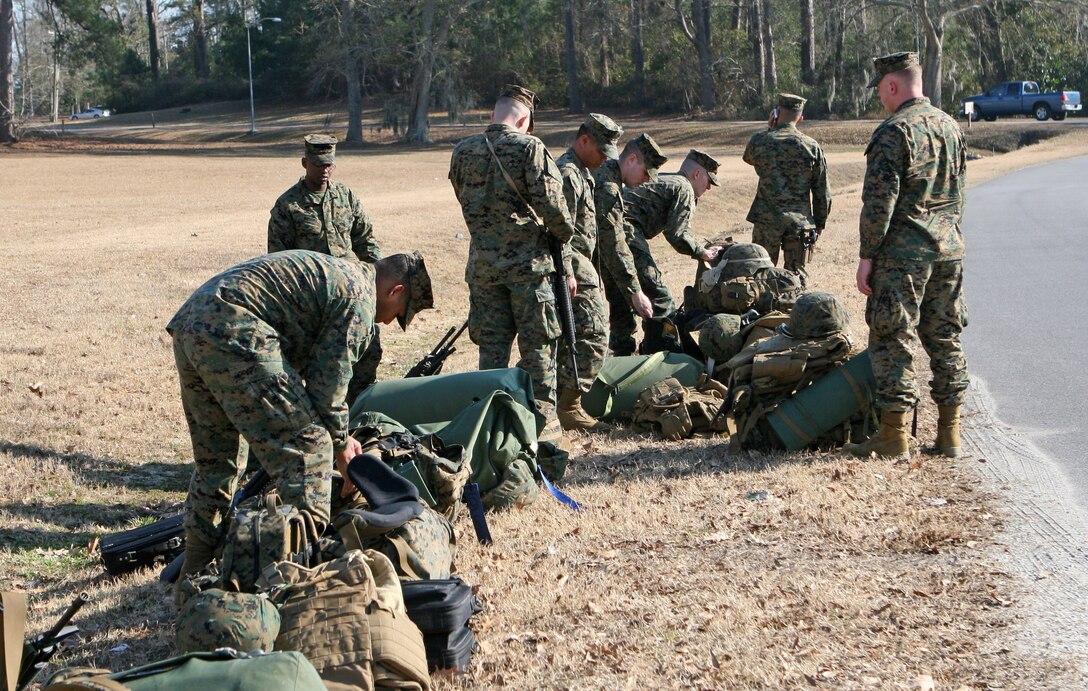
left=3, top=108, right=1088, bottom=689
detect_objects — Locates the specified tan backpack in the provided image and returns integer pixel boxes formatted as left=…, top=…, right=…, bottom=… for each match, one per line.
left=265, top=550, right=431, bottom=691
left=631, top=376, right=729, bottom=440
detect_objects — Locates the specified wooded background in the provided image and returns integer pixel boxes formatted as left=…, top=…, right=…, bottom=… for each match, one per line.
left=2, top=0, right=1087, bottom=142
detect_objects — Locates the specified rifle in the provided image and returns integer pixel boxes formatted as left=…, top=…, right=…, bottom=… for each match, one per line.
left=404, top=321, right=468, bottom=378
left=158, top=468, right=273, bottom=584
left=548, top=236, right=579, bottom=384
left=16, top=592, right=89, bottom=691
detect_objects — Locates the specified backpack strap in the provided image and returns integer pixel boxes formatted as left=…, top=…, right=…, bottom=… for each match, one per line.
left=2, top=591, right=27, bottom=691
left=384, top=534, right=423, bottom=580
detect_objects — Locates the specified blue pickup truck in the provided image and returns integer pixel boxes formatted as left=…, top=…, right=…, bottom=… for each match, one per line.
left=960, top=81, right=1082, bottom=122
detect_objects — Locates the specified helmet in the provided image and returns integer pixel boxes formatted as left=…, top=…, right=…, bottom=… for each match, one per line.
left=175, top=589, right=281, bottom=654
left=719, top=243, right=773, bottom=281
left=698, top=313, right=745, bottom=362
left=780, top=292, right=849, bottom=339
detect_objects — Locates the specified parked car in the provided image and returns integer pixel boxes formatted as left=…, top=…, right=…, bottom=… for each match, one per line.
left=960, top=81, right=1081, bottom=122
left=70, top=107, right=111, bottom=120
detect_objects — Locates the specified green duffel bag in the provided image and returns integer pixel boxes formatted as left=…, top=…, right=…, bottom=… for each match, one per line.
left=582, top=352, right=704, bottom=421
left=349, top=368, right=537, bottom=435
left=43, top=650, right=325, bottom=691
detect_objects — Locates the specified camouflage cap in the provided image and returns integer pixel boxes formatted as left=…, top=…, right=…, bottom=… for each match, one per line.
left=778, top=93, right=807, bottom=111
left=582, top=113, right=623, bottom=159
left=867, top=51, right=920, bottom=88
left=686, top=149, right=720, bottom=186
left=303, top=134, right=337, bottom=164
left=629, top=133, right=668, bottom=181
left=482, top=457, right=539, bottom=510
left=175, top=589, right=281, bottom=655
left=780, top=291, right=850, bottom=339
left=392, top=250, right=434, bottom=331
left=499, top=83, right=539, bottom=133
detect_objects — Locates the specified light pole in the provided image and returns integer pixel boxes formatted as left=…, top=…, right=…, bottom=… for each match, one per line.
left=245, top=16, right=281, bottom=134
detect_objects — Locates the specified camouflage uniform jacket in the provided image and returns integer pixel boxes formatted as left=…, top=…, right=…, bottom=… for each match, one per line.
left=622, top=173, right=704, bottom=258
left=268, top=180, right=382, bottom=263
left=167, top=250, right=375, bottom=451
left=556, top=148, right=599, bottom=287
left=860, top=97, right=967, bottom=261
left=743, top=123, right=831, bottom=229
left=448, top=124, right=576, bottom=284
left=593, top=158, right=641, bottom=296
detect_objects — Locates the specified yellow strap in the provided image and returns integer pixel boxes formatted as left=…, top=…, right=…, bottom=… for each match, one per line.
left=2, top=591, right=28, bottom=691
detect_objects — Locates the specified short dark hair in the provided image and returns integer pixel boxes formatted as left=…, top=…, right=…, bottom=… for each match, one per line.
left=375, top=254, right=410, bottom=285
left=620, top=139, right=644, bottom=162
left=576, top=124, right=590, bottom=139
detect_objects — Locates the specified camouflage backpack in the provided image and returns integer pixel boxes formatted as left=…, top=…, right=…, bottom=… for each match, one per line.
left=697, top=243, right=806, bottom=315
left=352, top=412, right=471, bottom=521
left=219, top=497, right=321, bottom=593
left=631, top=376, right=729, bottom=440
left=333, top=504, right=456, bottom=581
left=265, top=549, right=431, bottom=691
left=724, top=292, right=856, bottom=449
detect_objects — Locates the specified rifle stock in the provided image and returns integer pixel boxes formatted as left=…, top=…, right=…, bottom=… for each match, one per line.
left=548, top=236, right=579, bottom=384
left=404, top=321, right=468, bottom=378
left=16, top=592, right=89, bottom=691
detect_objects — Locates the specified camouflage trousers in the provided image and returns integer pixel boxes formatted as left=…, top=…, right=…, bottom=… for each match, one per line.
left=346, top=325, right=382, bottom=407
left=866, top=258, right=969, bottom=412
left=752, top=220, right=810, bottom=272
left=601, top=262, right=637, bottom=356
left=467, top=276, right=561, bottom=427
left=172, top=332, right=333, bottom=577
left=557, top=280, right=609, bottom=394
left=604, top=230, right=675, bottom=355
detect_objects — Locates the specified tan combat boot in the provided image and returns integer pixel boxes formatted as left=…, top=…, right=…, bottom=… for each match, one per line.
left=843, top=409, right=911, bottom=461
left=557, top=388, right=612, bottom=432
left=936, top=404, right=962, bottom=457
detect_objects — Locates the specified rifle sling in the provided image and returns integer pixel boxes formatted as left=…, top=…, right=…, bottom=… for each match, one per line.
left=482, top=134, right=546, bottom=229
left=2, top=591, right=27, bottom=691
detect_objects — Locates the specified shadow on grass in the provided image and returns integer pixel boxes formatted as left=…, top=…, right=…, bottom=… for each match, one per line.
left=0, top=440, right=190, bottom=493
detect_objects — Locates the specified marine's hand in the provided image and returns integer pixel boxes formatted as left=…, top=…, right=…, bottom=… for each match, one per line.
left=856, top=259, right=873, bottom=296
left=630, top=291, right=654, bottom=320
left=335, top=435, right=364, bottom=497
left=698, top=246, right=721, bottom=263
left=767, top=111, right=777, bottom=128
left=567, top=275, right=578, bottom=299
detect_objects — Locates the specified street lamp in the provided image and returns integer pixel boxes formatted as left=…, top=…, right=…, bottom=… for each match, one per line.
left=246, top=16, right=281, bottom=134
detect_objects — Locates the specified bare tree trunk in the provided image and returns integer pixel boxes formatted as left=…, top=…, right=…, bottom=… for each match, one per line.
left=405, top=0, right=463, bottom=143
left=974, top=1, right=1006, bottom=86
left=631, top=0, right=644, bottom=101
left=145, top=0, right=160, bottom=81
left=565, top=0, right=582, bottom=113
left=761, top=0, right=777, bottom=94
left=193, top=0, right=208, bottom=79
left=676, top=0, right=714, bottom=110
left=340, top=0, right=363, bottom=143
left=731, top=0, right=743, bottom=31
left=800, top=0, right=815, bottom=86
left=748, top=0, right=765, bottom=97
left=1, top=0, right=14, bottom=142
left=827, top=6, right=845, bottom=113
left=918, top=0, right=944, bottom=109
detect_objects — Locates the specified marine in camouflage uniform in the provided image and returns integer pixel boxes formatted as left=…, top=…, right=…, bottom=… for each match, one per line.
left=448, top=84, right=576, bottom=437
left=743, top=94, right=832, bottom=272
left=268, top=134, right=384, bottom=406
left=168, top=250, right=433, bottom=580
left=845, top=51, right=969, bottom=461
left=595, top=134, right=668, bottom=356
left=553, top=114, right=626, bottom=431
left=620, top=149, right=721, bottom=353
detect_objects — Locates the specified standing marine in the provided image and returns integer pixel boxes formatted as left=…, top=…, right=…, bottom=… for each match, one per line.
left=448, top=84, right=577, bottom=444
left=267, top=134, right=384, bottom=404
left=743, top=93, right=832, bottom=272
left=844, top=51, right=969, bottom=461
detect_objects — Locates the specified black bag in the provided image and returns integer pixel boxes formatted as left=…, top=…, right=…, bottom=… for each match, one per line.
left=100, top=514, right=185, bottom=575
left=401, top=577, right=482, bottom=671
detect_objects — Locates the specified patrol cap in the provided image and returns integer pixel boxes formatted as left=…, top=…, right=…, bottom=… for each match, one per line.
left=303, top=134, right=337, bottom=164
left=867, top=51, right=920, bottom=88
left=389, top=250, right=434, bottom=331
left=582, top=113, right=623, bottom=159
left=686, top=149, right=720, bottom=186
left=628, top=133, right=668, bottom=181
left=778, top=93, right=807, bottom=111
left=498, top=83, right=539, bottom=133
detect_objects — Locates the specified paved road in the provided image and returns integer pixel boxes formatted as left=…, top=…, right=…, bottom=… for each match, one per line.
left=962, top=155, right=1088, bottom=504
